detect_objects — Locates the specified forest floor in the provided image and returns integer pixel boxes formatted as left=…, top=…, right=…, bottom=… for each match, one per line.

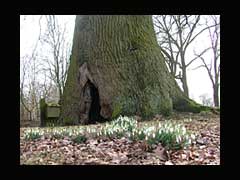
left=20, top=112, right=220, bottom=165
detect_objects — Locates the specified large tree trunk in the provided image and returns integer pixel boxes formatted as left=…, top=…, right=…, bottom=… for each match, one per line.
left=60, top=15, right=204, bottom=125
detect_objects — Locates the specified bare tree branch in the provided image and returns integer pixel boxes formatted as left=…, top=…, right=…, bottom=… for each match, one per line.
left=192, top=15, right=220, bottom=106
left=39, top=15, right=71, bottom=102
left=154, top=15, right=220, bottom=99
left=187, top=47, right=211, bottom=67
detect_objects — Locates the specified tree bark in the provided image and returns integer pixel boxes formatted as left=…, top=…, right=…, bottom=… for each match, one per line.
left=213, top=84, right=219, bottom=107
left=60, top=15, right=204, bottom=125
left=181, top=66, right=189, bottom=97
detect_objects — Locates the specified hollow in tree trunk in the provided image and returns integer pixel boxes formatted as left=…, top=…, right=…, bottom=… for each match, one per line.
left=60, top=15, right=205, bottom=125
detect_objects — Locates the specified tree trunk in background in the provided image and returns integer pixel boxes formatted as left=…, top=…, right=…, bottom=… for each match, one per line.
left=60, top=15, right=204, bottom=125
left=181, top=66, right=189, bottom=97
left=213, top=85, right=219, bottom=107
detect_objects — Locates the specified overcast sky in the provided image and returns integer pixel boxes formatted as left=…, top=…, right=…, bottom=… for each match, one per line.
left=20, top=15, right=220, bottom=104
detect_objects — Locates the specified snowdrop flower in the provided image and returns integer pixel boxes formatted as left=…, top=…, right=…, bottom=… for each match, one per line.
left=182, top=127, right=186, bottom=134
left=190, top=134, right=196, bottom=139
left=148, top=126, right=155, bottom=132
left=176, top=136, right=182, bottom=143
left=152, top=133, right=155, bottom=138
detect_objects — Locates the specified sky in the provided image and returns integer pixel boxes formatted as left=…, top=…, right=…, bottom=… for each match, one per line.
left=20, top=15, right=220, bottom=105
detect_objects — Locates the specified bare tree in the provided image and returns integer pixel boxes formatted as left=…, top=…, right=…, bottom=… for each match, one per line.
left=20, top=54, right=39, bottom=121
left=20, top=54, right=57, bottom=122
left=153, top=15, right=217, bottom=97
left=194, top=15, right=220, bottom=107
left=40, top=72, right=55, bottom=100
left=39, top=15, right=71, bottom=103
left=20, top=15, right=46, bottom=122
left=20, top=56, right=31, bottom=121
left=20, top=15, right=73, bottom=124
left=199, top=93, right=213, bottom=107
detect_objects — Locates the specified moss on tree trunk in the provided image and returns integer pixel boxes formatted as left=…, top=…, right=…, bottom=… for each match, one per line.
left=60, top=15, right=205, bottom=125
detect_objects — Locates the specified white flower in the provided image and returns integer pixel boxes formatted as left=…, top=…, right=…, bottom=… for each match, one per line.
left=176, top=136, right=182, bottom=143
left=158, top=122, right=161, bottom=128
left=152, top=133, right=155, bottom=138
left=190, top=134, right=196, bottom=139
left=182, top=127, right=186, bottom=134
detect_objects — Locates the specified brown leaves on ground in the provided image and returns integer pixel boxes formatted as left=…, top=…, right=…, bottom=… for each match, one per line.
left=20, top=112, right=220, bottom=165
left=153, top=145, right=169, bottom=161
left=167, top=113, right=220, bottom=165
left=20, top=137, right=167, bottom=165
